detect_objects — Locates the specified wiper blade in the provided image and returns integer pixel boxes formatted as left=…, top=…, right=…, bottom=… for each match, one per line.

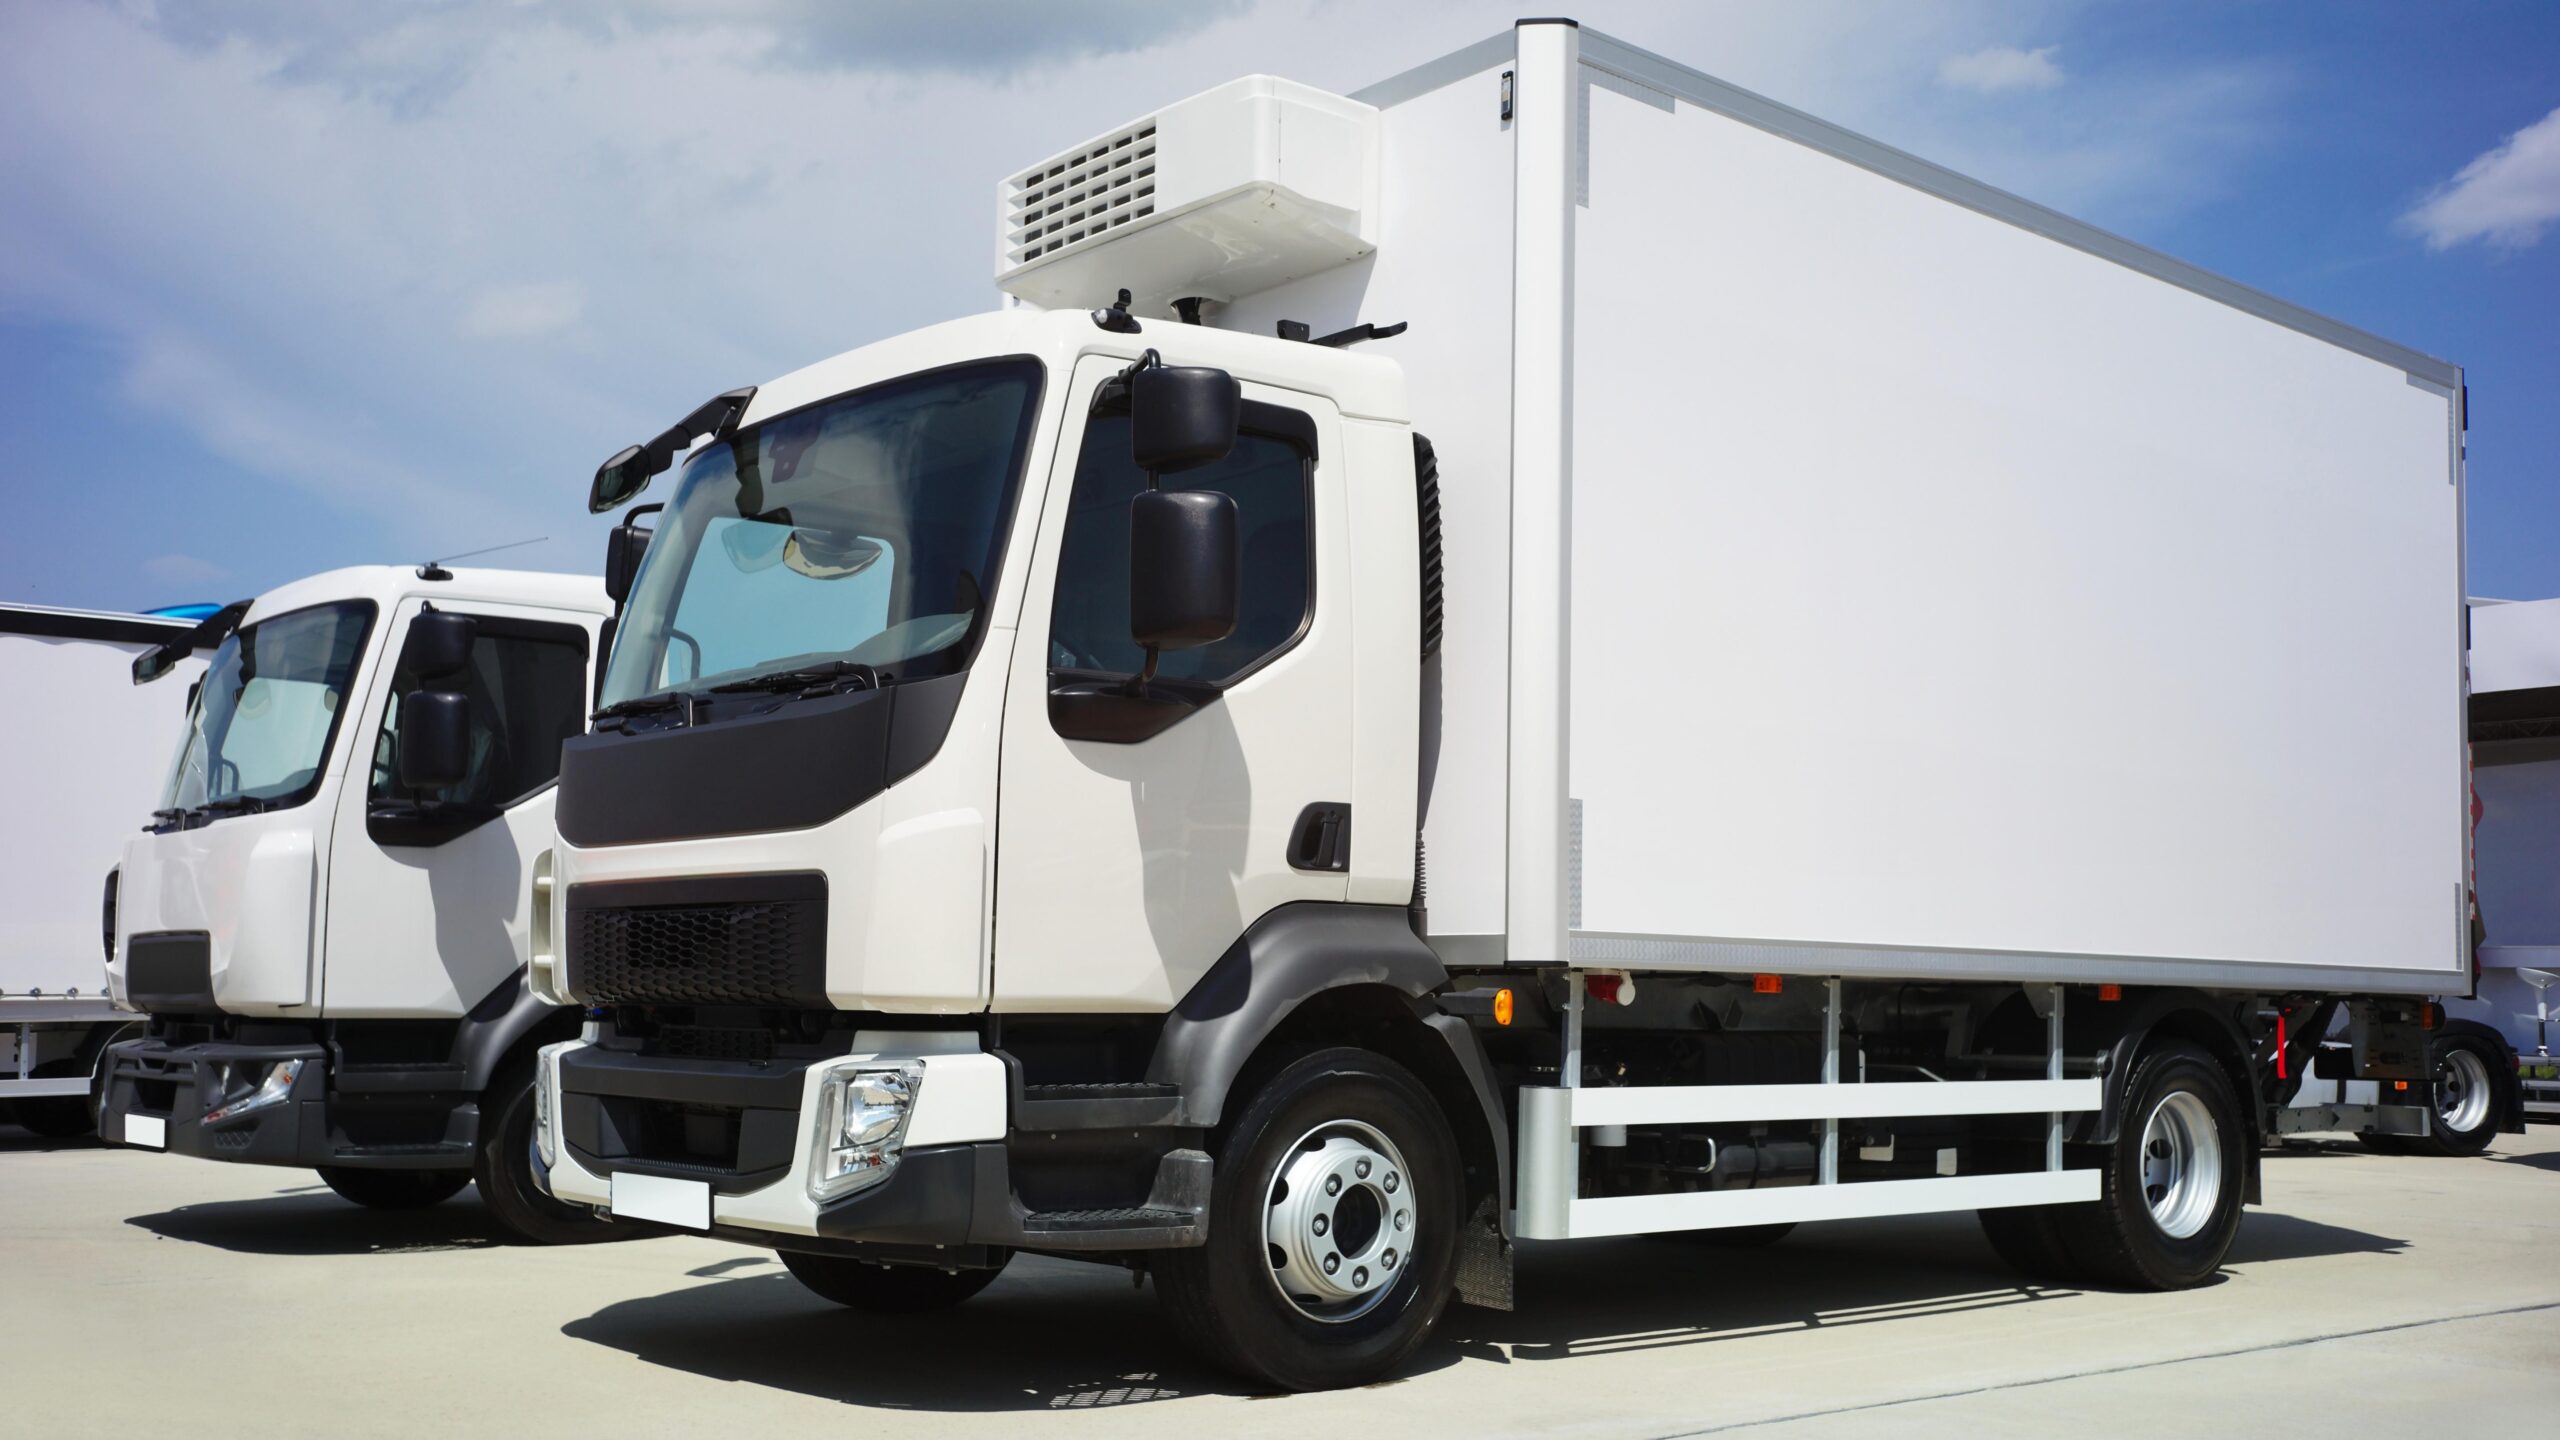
left=708, top=660, right=879, bottom=696
left=197, top=795, right=269, bottom=817
left=591, top=694, right=684, bottom=722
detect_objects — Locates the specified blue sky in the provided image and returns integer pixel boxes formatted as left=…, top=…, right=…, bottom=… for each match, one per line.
left=1, top=0, right=2554, bottom=610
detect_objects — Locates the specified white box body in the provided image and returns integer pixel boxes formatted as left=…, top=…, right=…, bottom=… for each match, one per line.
left=1193, top=29, right=2468, bottom=995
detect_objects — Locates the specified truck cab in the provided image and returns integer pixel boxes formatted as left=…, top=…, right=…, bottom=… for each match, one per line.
left=101, top=565, right=620, bottom=1242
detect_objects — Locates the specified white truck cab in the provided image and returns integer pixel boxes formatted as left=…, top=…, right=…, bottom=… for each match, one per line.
left=100, top=565, right=619, bottom=1242
left=535, top=23, right=2484, bottom=1390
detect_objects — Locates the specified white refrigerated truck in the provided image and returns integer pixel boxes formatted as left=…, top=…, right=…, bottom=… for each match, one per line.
left=531, top=21, right=2477, bottom=1388
left=96, top=566, right=623, bottom=1242
left=1, top=604, right=206, bottom=1136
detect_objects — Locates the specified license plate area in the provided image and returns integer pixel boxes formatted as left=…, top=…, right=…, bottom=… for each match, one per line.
left=125, top=1114, right=167, bottom=1149
left=610, top=1170, right=711, bottom=1230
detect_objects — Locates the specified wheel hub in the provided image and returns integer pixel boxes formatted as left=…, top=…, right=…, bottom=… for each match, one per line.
left=2436, top=1046, right=2491, bottom=1134
left=1265, top=1121, right=1415, bottom=1323
left=2138, top=1089, right=2223, bottom=1240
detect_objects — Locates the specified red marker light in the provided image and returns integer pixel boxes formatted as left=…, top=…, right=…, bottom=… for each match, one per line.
left=1752, top=974, right=1783, bottom=995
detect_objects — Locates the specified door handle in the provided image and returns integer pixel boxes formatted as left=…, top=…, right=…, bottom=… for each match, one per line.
left=1288, top=802, right=1352, bottom=873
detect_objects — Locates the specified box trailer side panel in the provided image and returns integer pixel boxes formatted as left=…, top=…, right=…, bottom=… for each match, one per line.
left=1216, top=51, right=1518, bottom=942
left=1, top=619, right=202, bottom=1001
left=1562, top=66, right=2465, bottom=991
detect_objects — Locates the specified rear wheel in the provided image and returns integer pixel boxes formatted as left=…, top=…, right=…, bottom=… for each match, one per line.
left=2052, top=1040, right=2246, bottom=1289
left=320, top=1166, right=470, bottom=1209
left=1154, top=1047, right=1462, bottom=1392
left=473, top=1061, right=629, bottom=1244
left=780, top=1249, right=1007, bottom=1312
left=2397, top=1035, right=2504, bottom=1157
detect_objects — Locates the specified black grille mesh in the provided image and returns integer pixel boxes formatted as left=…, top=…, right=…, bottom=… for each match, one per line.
left=569, top=898, right=822, bottom=1007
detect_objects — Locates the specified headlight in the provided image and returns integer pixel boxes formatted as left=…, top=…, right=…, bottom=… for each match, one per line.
left=203, top=1060, right=302, bottom=1125
left=809, top=1064, right=921, bottom=1202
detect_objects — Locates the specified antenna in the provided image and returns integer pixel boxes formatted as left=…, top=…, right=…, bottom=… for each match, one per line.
left=418, top=536, right=547, bottom=581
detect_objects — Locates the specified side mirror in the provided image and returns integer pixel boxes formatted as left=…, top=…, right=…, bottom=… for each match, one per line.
left=1129, top=489, right=1238, bottom=653
left=604, top=515, right=656, bottom=607
left=1130, top=366, right=1241, bottom=475
left=397, top=691, right=471, bottom=791
left=402, top=610, right=478, bottom=681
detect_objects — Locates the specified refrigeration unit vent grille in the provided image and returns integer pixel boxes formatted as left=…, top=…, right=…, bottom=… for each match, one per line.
left=1006, top=121, right=1159, bottom=267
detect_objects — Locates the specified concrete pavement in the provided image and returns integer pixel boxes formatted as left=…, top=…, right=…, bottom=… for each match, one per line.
left=5, top=1123, right=2555, bottom=1436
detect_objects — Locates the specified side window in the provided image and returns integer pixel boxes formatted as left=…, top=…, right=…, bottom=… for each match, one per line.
left=371, top=618, right=589, bottom=809
left=1049, top=410, right=1313, bottom=685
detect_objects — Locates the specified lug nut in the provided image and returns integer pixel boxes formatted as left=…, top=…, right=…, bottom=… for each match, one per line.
left=1383, top=1249, right=1397, bottom=1269
left=1384, top=1172, right=1399, bottom=1193
left=1353, top=1267, right=1369, bottom=1287
left=1395, top=1210, right=1409, bottom=1230
left=1323, top=1254, right=1340, bottom=1275
left=1325, top=1175, right=1342, bottom=1196
left=1312, top=1214, right=1329, bottom=1236
left=1356, top=1159, right=1372, bottom=1179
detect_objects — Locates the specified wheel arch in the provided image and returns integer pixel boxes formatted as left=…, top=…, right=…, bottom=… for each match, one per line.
left=1146, top=903, right=1511, bottom=1230
left=2081, top=990, right=2263, bottom=1205
left=455, top=967, right=582, bottom=1095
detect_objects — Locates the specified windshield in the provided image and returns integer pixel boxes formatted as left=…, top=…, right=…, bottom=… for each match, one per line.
left=159, top=601, right=376, bottom=816
left=599, top=358, right=1046, bottom=709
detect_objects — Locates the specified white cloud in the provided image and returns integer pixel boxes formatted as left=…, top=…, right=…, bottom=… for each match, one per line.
left=0, top=0, right=2289, bottom=597
left=461, top=282, right=584, bottom=338
left=142, top=553, right=230, bottom=585
left=2401, top=105, right=2560, bottom=252
left=1938, top=44, right=2065, bottom=94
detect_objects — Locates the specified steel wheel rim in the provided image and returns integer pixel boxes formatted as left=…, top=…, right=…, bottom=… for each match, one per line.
left=2436, top=1046, right=2492, bottom=1134
left=1263, top=1118, right=1416, bottom=1324
left=2138, top=1089, right=2222, bottom=1240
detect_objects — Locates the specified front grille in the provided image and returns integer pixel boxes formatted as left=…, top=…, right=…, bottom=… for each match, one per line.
left=564, top=874, right=828, bottom=1008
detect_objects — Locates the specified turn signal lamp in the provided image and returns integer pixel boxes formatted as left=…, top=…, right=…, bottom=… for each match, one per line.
left=1492, top=988, right=1514, bottom=1026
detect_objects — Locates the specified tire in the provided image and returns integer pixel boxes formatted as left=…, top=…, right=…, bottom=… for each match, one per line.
left=2052, top=1040, right=2246, bottom=1289
left=1657, top=1222, right=1796, bottom=1249
left=1154, top=1047, right=1463, bottom=1392
left=2397, top=1034, right=2504, bottom=1158
left=779, top=1249, right=1007, bottom=1313
left=320, top=1166, right=470, bottom=1209
left=1978, top=1205, right=2082, bottom=1284
left=472, top=1060, right=629, bottom=1245
left=18, top=1060, right=97, bottom=1138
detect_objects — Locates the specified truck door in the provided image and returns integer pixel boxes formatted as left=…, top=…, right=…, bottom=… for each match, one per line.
left=320, top=600, right=596, bottom=1016
left=993, top=358, right=1353, bottom=1010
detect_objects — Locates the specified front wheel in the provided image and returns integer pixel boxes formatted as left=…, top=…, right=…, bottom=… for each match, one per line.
left=2052, top=1040, right=2246, bottom=1289
left=473, top=1061, right=631, bottom=1245
left=320, top=1167, right=470, bottom=1209
left=1154, top=1047, right=1462, bottom=1392
left=780, top=1249, right=1007, bottom=1312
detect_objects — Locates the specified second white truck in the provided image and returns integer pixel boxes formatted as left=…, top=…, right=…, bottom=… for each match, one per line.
left=532, top=21, right=2480, bottom=1388
left=98, top=565, right=620, bottom=1242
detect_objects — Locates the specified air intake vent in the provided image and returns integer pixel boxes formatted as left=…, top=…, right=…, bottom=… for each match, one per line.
left=563, top=875, right=828, bottom=1009
left=995, top=76, right=1378, bottom=318
left=1006, top=121, right=1159, bottom=268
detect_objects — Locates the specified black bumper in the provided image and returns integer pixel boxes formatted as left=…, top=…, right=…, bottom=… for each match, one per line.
left=556, top=1045, right=1207, bottom=1255
left=100, top=1035, right=480, bottom=1170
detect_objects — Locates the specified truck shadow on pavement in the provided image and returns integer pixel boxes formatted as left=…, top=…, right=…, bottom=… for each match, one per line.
left=124, top=1188, right=517, bottom=1256
left=560, top=1207, right=2404, bottom=1410
left=0, top=1123, right=102, bottom=1154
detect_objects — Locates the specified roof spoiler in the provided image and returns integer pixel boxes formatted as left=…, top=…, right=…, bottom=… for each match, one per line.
left=132, top=599, right=248, bottom=685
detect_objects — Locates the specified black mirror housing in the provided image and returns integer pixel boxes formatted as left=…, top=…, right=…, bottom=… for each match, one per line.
left=604, top=518, right=655, bottom=607
left=1130, top=489, right=1239, bottom=652
left=397, top=691, right=472, bottom=791
left=1130, top=366, right=1241, bottom=475
left=589, top=444, right=652, bottom=514
left=403, top=611, right=478, bottom=681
